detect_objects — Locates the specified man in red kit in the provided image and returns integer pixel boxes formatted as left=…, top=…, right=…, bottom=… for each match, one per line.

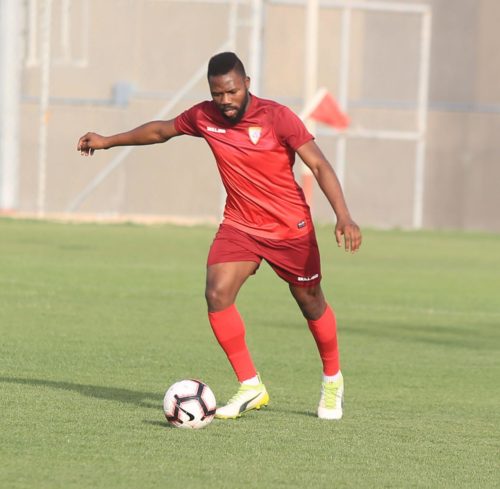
left=77, top=52, right=362, bottom=420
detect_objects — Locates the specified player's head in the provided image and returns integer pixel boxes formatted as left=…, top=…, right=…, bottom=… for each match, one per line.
left=207, top=52, right=250, bottom=124
left=208, top=52, right=247, bottom=79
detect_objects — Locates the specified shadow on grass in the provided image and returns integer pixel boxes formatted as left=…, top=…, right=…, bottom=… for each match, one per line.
left=0, top=376, right=160, bottom=409
left=143, top=419, right=172, bottom=429
left=270, top=408, right=317, bottom=418
left=1, top=377, right=326, bottom=427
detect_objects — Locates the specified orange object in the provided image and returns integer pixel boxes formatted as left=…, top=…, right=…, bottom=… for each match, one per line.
left=309, top=91, right=349, bottom=129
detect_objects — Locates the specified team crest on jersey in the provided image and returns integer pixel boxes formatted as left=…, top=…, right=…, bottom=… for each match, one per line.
left=248, top=126, right=262, bottom=145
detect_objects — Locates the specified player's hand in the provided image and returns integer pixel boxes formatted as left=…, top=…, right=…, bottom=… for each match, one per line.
left=77, top=132, right=107, bottom=156
left=335, top=218, right=362, bottom=253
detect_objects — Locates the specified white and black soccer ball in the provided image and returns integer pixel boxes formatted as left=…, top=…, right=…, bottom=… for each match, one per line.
left=163, top=379, right=216, bottom=429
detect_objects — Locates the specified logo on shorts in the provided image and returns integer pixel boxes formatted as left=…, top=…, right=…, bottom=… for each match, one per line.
left=248, top=126, right=262, bottom=144
left=297, top=274, right=319, bottom=282
left=297, top=220, right=306, bottom=229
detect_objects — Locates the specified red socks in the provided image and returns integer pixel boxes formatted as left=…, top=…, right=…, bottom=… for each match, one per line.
left=307, top=304, right=340, bottom=376
left=208, top=304, right=257, bottom=382
left=209, top=303, right=340, bottom=381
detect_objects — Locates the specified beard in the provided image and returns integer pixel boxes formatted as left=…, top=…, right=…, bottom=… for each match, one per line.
left=220, top=90, right=250, bottom=124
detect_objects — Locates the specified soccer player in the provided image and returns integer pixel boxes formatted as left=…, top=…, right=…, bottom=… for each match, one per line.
left=77, top=52, right=362, bottom=420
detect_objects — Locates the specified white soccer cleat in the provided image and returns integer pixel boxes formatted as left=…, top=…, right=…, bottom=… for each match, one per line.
left=317, top=372, right=344, bottom=420
left=215, top=381, right=269, bottom=419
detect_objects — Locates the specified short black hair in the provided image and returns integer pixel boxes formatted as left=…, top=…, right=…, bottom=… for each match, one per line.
left=207, top=52, right=246, bottom=79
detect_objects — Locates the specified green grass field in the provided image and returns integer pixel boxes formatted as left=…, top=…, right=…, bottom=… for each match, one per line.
left=0, top=218, right=498, bottom=488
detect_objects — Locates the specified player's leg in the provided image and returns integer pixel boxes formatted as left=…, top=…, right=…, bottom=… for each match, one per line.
left=290, top=283, right=344, bottom=420
left=257, top=227, right=343, bottom=420
left=206, top=262, right=269, bottom=418
left=289, top=283, right=340, bottom=376
left=258, top=229, right=342, bottom=382
left=205, top=225, right=270, bottom=418
left=206, top=261, right=259, bottom=381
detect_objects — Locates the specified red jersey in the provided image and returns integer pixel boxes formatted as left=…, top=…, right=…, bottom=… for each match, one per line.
left=174, top=95, right=314, bottom=239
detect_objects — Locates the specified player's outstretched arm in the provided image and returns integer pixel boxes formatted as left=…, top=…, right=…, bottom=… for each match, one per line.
left=77, top=119, right=180, bottom=156
left=297, top=140, right=362, bottom=253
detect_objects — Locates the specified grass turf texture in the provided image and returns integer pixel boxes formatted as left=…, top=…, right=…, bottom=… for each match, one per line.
left=0, top=218, right=498, bottom=489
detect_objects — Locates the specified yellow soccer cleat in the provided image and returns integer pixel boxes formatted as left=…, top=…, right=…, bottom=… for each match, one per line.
left=215, top=382, right=269, bottom=419
left=317, top=372, right=344, bottom=420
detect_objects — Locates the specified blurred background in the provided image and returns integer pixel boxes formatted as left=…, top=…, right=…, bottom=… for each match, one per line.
left=0, top=0, right=499, bottom=231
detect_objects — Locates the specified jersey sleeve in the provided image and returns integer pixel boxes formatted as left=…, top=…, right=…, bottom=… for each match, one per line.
left=174, top=103, right=204, bottom=137
left=274, top=106, right=314, bottom=151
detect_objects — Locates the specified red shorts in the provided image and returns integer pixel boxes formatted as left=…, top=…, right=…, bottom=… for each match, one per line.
left=207, top=224, right=322, bottom=287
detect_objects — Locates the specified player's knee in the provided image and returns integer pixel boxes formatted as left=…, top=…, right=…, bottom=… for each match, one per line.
left=291, top=285, right=326, bottom=320
left=205, top=285, right=232, bottom=311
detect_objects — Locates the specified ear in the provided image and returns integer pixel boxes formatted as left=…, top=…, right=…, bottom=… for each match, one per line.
left=245, top=76, right=251, bottom=90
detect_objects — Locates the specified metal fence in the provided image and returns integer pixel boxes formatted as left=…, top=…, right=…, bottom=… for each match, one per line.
left=1, top=0, right=499, bottom=231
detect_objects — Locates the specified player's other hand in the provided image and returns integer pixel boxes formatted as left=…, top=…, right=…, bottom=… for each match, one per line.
left=335, top=218, right=362, bottom=253
left=77, top=132, right=107, bottom=156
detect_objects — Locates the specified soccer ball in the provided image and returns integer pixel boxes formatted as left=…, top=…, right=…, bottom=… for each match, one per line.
left=163, top=379, right=217, bottom=429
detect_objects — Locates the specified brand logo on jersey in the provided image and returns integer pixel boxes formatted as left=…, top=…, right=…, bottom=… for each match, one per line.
left=248, top=126, right=262, bottom=144
left=207, top=126, right=226, bottom=134
left=297, top=220, right=306, bottom=229
left=297, top=274, right=319, bottom=282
